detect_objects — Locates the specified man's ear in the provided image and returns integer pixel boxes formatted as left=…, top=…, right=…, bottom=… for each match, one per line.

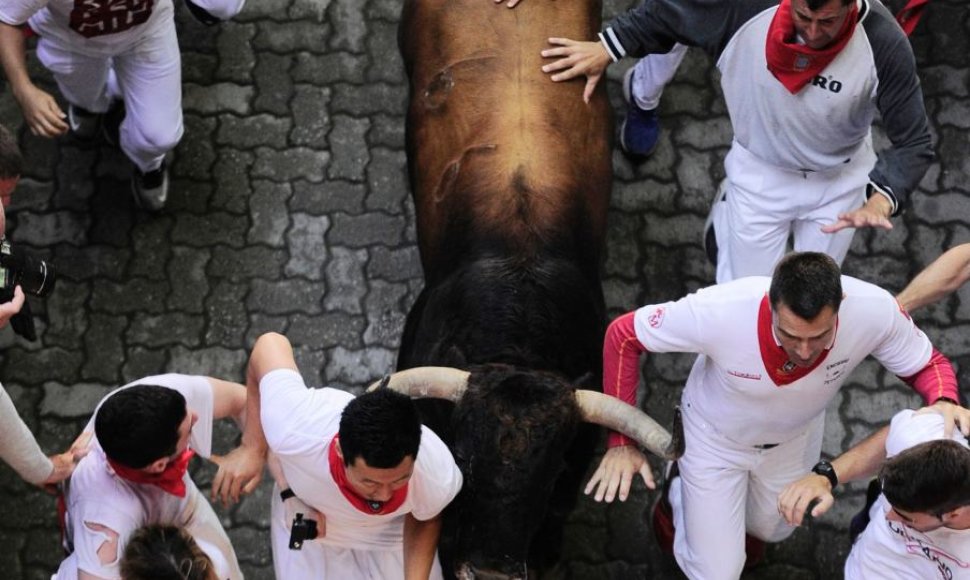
left=143, top=457, right=169, bottom=474
left=335, top=439, right=344, bottom=460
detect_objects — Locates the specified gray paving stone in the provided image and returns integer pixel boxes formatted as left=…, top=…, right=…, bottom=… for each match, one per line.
left=291, top=179, right=365, bottom=214
left=13, top=211, right=89, bottom=246
left=290, top=0, right=332, bottom=21
left=324, top=247, right=367, bottom=313
left=329, top=0, right=367, bottom=52
left=4, top=347, right=82, bottom=384
left=204, top=281, right=250, bottom=347
left=44, top=280, right=90, bottom=350
left=329, top=212, right=406, bottom=247
left=254, top=21, right=330, bottom=53
left=217, top=114, right=291, bottom=150
left=167, top=246, right=211, bottom=313
left=216, top=23, right=257, bottom=82
left=90, top=278, right=169, bottom=314
left=290, top=85, right=331, bottom=148
left=173, top=213, right=248, bottom=248
left=325, top=345, right=396, bottom=385
left=129, top=217, right=173, bottom=280
left=366, top=245, right=420, bottom=283
left=288, top=312, right=364, bottom=349
left=253, top=53, right=294, bottom=116
left=81, top=313, right=128, bottom=383
left=369, top=113, right=406, bottom=150
left=173, top=115, right=218, bottom=180
left=209, top=245, right=288, bottom=280
left=330, top=82, right=407, bottom=116
left=363, top=280, right=409, bottom=347
left=127, top=312, right=205, bottom=348
left=184, top=83, right=254, bottom=115
left=252, top=147, right=330, bottom=183
left=293, top=52, right=367, bottom=85
left=212, top=149, right=255, bottom=214
left=121, top=347, right=170, bottom=384
left=328, top=115, right=371, bottom=181
left=366, top=148, right=407, bottom=212
left=285, top=213, right=330, bottom=279
left=39, top=382, right=111, bottom=418
left=168, top=345, right=247, bottom=379
left=247, top=278, right=327, bottom=314
left=248, top=180, right=293, bottom=246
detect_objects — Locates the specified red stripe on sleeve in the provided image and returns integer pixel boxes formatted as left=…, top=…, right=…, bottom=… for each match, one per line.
left=899, top=348, right=960, bottom=404
left=603, top=311, right=647, bottom=448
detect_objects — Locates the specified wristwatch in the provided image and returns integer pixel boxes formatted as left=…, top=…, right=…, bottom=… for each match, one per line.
left=280, top=488, right=296, bottom=501
left=811, top=460, right=838, bottom=489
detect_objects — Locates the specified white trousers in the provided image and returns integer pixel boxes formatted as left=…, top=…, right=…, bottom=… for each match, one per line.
left=269, top=489, right=444, bottom=580
left=711, top=140, right=875, bottom=282
left=36, top=24, right=183, bottom=172
left=629, top=44, right=688, bottom=110
left=670, top=400, right=825, bottom=580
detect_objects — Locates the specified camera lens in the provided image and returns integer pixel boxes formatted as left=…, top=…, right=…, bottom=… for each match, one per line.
left=10, top=250, right=56, bottom=297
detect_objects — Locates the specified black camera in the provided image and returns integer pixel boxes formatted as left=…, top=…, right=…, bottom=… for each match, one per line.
left=0, top=239, right=56, bottom=341
left=288, top=513, right=318, bottom=550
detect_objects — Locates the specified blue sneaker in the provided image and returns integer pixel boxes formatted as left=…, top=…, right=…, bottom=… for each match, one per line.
left=619, top=66, right=661, bottom=160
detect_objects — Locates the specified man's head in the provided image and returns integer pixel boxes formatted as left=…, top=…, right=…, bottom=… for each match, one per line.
left=95, top=385, right=197, bottom=471
left=791, top=0, right=855, bottom=50
left=881, top=439, right=970, bottom=532
left=769, top=252, right=842, bottom=367
left=0, top=124, right=22, bottom=207
left=337, top=388, right=422, bottom=502
left=121, top=525, right=217, bottom=580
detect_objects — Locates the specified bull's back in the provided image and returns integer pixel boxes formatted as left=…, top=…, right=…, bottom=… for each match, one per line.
left=401, top=0, right=612, bottom=273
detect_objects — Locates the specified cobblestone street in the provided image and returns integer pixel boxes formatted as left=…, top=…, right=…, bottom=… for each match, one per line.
left=0, top=0, right=967, bottom=578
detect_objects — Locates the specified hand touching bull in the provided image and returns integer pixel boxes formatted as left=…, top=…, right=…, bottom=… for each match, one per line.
left=585, top=445, right=655, bottom=502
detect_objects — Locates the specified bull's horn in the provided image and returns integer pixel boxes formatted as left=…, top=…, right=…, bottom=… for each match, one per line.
left=574, top=389, right=684, bottom=460
left=366, top=367, right=470, bottom=402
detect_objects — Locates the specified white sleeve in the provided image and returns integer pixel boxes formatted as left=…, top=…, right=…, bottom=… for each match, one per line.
left=885, top=409, right=969, bottom=457
left=0, top=0, right=47, bottom=26
left=868, top=298, right=934, bottom=378
left=409, top=426, right=462, bottom=521
left=69, top=494, right=141, bottom=578
left=260, top=369, right=351, bottom=456
left=0, top=384, right=52, bottom=485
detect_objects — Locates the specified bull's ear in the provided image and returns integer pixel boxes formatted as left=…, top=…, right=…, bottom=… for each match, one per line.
left=571, top=371, right=596, bottom=390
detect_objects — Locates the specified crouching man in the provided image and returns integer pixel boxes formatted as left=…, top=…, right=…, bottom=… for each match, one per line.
left=55, top=374, right=266, bottom=579
left=245, top=333, right=462, bottom=579
left=779, top=407, right=970, bottom=578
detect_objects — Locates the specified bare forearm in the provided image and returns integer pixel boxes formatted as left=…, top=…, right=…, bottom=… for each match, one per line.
left=897, top=244, right=970, bottom=312
left=831, top=426, right=889, bottom=485
left=0, top=22, right=33, bottom=99
left=403, top=514, right=442, bottom=580
left=0, top=385, right=53, bottom=485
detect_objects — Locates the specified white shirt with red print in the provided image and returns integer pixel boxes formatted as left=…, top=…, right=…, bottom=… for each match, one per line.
left=603, top=276, right=957, bottom=448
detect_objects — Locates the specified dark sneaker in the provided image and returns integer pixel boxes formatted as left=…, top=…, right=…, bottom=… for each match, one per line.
left=184, top=0, right=222, bottom=25
left=651, top=461, right=678, bottom=556
left=67, top=104, right=101, bottom=142
left=131, top=162, right=169, bottom=212
left=619, top=66, right=661, bottom=161
left=101, top=100, right=126, bottom=148
left=704, top=187, right=726, bottom=267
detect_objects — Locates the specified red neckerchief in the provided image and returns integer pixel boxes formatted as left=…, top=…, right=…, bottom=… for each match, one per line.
left=107, top=448, right=195, bottom=498
left=895, top=0, right=928, bottom=35
left=765, top=0, right=860, bottom=94
left=757, top=295, right=834, bottom=386
left=328, top=436, right=408, bottom=515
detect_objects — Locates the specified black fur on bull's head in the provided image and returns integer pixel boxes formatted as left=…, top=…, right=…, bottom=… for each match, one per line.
left=449, top=364, right=583, bottom=579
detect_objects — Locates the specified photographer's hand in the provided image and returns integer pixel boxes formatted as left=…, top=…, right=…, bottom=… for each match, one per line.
left=0, top=285, right=25, bottom=327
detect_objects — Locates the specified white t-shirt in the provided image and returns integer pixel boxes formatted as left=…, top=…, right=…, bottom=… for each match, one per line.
left=0, top=0, right=174, bottom=58
left=261, top=368, right=462, bottom=550
left=54, top=374, right=215, bottom=579
left=845, top=409, right=970, bottom=579
left=633, top=276, right=934, bottom=446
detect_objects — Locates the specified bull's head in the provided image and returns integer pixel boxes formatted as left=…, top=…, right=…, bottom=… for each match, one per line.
left=368, top=366, right=683, bottom=579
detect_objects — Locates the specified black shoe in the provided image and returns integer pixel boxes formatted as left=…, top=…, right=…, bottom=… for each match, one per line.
left=67, top=104, right=102, bottom=142
left=184, top=0, right=223, bottom=25
left=131, top=162, right=169, bottom=212
left=101, top=100, right=125, bottom=148
left=704, top=186, right=726, bottom=266
left=619, top=67, right=661, bottom=162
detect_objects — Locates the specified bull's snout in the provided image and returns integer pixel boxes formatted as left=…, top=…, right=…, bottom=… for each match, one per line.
left=456, top=562, right=528, bottom=580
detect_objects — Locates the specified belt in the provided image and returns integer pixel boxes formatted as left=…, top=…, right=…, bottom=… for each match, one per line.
left=753, top=443, right=779, bottom=450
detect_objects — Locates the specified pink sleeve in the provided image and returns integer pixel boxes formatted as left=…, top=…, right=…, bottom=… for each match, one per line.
left=899, top=348, right=960, bottom=404
left=602, top=312, right=648, bottom=448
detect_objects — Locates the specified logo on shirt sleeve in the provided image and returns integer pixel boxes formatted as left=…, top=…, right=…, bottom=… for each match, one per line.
left=647, top=307, right=665, bottom=329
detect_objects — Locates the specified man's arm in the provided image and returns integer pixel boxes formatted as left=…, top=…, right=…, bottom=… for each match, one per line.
left=777, top=426, right=890, bottom=526
left=208, top=377, right=267, bottom=506
left=403, top=513, right=442, bottom=580
left=897, top=244, right=970, bottom=312
left=585, top=312, right=655, bottom=502
left=0, top=22, right=68, bottom=137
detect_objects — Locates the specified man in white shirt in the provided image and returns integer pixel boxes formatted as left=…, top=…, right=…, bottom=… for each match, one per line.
left=245, top=332, right=463, bottom=579
left=780, top=408, right=970, bottom=579
left=55, top=374, right=265, bottom=580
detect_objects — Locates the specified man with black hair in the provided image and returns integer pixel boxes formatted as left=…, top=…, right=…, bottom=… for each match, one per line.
left=780, top=406, right=970, bottom=579
left=586, top=251, right=969, bottom=579
left=245, top=332, right=462, bottom=579
left=53, top=375, right=266, bottom=580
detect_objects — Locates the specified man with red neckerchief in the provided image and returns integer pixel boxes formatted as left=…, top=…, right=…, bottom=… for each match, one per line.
left=245, top=333, right=462, bottom=579
left=538, top=0, right=932, bottom=285
left=53, top=374, right=266, bottom=580
left=582, top=252, right=970, bottom=580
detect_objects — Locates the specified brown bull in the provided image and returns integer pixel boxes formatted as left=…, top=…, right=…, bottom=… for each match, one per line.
left=397, top=1, right=679, bottom=578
